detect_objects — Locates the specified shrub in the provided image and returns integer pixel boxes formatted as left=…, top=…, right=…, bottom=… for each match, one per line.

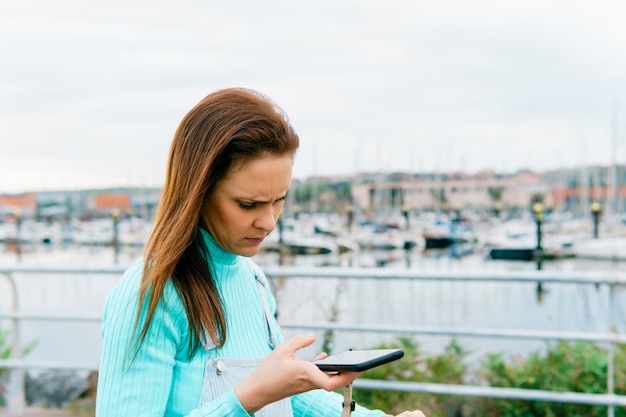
left=353, top=337, right=625, bottom=417
left=353, top=337, right=471, bottom=416
left=479, top=341, right=625, bottom=417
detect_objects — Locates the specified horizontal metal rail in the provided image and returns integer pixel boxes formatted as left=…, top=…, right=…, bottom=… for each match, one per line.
left=280, top=322, right=626, bottom=344
left=0, top=312, right=102, bottom=321
left=264, top=265, right=626, bottom=285
left=354, top=379, right=626, bottom=407
left=1, top=315, right=623, bottom=344
left=0, top=359, right=96, bottom=372
left=0, top=266, right=126, bottom=274
left=3, top=264, right=626, bottom=284
left=1, top=266, right=625, bottom=415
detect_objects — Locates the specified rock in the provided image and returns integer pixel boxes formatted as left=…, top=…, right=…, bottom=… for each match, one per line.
left=25, top=370, right=90, bottom=408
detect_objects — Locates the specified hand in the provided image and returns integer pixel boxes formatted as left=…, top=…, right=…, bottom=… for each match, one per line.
left=383, top=411, right=427, bottom=417
left=235, top=335, right=362, bottom=414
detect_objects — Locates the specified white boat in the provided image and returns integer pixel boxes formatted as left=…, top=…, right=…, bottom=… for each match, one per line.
left=480, top=219, right=579, bottom=260
left=263, top=230, right=338, bottom=255
left=262, top=216, right=338, bottom=255
left=352, top=228, right=406, bottom=250
left=0, top=222, right=16, bottom=242
left=572, top=237, right=626, bottom=261
left=71, top=219, right=114, bottom=246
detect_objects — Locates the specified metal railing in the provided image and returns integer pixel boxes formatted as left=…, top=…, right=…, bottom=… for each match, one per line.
left=0, top=265, right=625, bottom=416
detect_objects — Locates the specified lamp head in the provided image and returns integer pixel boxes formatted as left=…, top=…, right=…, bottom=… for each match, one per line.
left=532, top=202, right=544, bottom=222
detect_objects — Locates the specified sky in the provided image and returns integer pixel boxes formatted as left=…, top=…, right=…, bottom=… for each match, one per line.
left=1, top=1, right=626, bottom=193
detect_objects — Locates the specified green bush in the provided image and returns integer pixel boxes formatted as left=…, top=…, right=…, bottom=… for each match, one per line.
left=353, top=337, right=471, bottom=417
left=352, top=337, right=626, bottom=417
left=479, top=341, right=626, bottom=417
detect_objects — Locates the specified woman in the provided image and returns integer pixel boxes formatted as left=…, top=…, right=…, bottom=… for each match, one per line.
left=95, top=87, right=425, bottom=417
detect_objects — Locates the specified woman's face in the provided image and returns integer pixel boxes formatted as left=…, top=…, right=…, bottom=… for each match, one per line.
left=201, top=155, right=293, bottom=257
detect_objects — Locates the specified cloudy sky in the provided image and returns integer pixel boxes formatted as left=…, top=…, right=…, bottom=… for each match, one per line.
left=1, top=1, right=626, bottom=193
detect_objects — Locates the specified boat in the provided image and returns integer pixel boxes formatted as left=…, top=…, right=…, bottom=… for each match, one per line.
left=482, top=220, right=575, bottom=261
left=262, top=217, right=339, bottom=255
left=571, top=237, right=626, bottom=262
left=352, top=224, right=406, bottom=251
left=421, top=220, right=476, bottom=249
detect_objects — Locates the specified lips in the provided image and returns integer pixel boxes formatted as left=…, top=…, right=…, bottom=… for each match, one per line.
left=246, top=237, right=265, bottom=244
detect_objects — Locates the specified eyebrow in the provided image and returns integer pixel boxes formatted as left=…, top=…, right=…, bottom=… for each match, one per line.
left=237, top=192, right=289, bottom=204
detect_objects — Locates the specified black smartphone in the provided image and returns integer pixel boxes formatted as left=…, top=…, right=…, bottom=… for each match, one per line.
left=312, top=348, right=404, bottom=372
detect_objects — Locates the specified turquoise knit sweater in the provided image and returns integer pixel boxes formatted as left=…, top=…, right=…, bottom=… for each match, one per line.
left=95, top=229, right=384, bottom=417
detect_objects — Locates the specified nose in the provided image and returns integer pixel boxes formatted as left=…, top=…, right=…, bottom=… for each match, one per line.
left=254, top=205, right=279, bottom=234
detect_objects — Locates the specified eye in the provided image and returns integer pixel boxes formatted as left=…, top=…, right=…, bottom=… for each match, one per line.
left=238, top=201, right=257, bottom=210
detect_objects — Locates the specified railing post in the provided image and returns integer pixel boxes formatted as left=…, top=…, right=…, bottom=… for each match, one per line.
left=607, top=283, right=615, bottom=417
left=2, top=272, right=25, bottom=413
left=607, top=345, right=614, bottom=417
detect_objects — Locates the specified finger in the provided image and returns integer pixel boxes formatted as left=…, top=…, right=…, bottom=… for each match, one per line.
left=313, top=352, right=328, bottom=361
left=316, top=370, right=363, bottom=391
left=279, top=334, right=316, bottom=355
left=335, top=371, right=362, bottom=380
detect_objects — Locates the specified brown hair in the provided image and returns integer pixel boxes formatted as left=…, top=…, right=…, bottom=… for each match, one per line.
left=133, top=88, right=299, bottom=357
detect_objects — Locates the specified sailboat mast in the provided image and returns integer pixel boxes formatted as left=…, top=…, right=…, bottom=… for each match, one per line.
left=609, top=102, right=619, bottom=221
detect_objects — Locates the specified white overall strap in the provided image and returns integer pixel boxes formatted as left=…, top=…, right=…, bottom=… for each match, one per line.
left=200, top=260, right=278, bottom=352
left=249, top=260, right=279, bottom=348
left=341, top=383, right=355, bottom=417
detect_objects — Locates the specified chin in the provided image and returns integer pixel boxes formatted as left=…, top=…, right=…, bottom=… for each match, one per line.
left=237, top=246, right=262, bottom=257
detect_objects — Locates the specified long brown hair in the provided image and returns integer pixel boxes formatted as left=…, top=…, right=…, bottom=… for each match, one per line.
left=134, top=88, right=299, bottom=357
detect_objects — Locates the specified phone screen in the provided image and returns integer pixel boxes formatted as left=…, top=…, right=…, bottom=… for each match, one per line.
left=312, top=348, right=404, bottom=372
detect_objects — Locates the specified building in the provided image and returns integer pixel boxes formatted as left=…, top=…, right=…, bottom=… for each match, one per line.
left=87, top=193, right=132, bottom=217
left=351, top=170, right=554, bottom=213
left=0, top=188, right=161, bottom=221
left=0, top=192, right=37, bottom=219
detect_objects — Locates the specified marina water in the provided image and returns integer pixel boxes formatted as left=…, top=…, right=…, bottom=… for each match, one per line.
left=0, top=242, right=624, bottom=372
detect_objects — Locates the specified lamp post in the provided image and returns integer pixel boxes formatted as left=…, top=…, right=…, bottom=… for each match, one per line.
left=532, top=202, right=544, bottom=252
left=15, top=210, right=23, bottom=262
left=293, top=204, right=301, bottom=221
left=453, top=206, right=462, bottom=223
left=532, top=203, right=545, bottom=298
left=111, top=209, right=120, bottom=264
left=590, top=202, right=602, bottom=239
left=493, top=202, right=502, bottom=218
left=345, top=205, right=355, bottom=233
left=277, top=212, right=284, bottom=245
left=111, top=209, right=120, bottom=247
left=14, top=210, right=22, bottom=242
left=401, top=204, right=410, bottom=230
